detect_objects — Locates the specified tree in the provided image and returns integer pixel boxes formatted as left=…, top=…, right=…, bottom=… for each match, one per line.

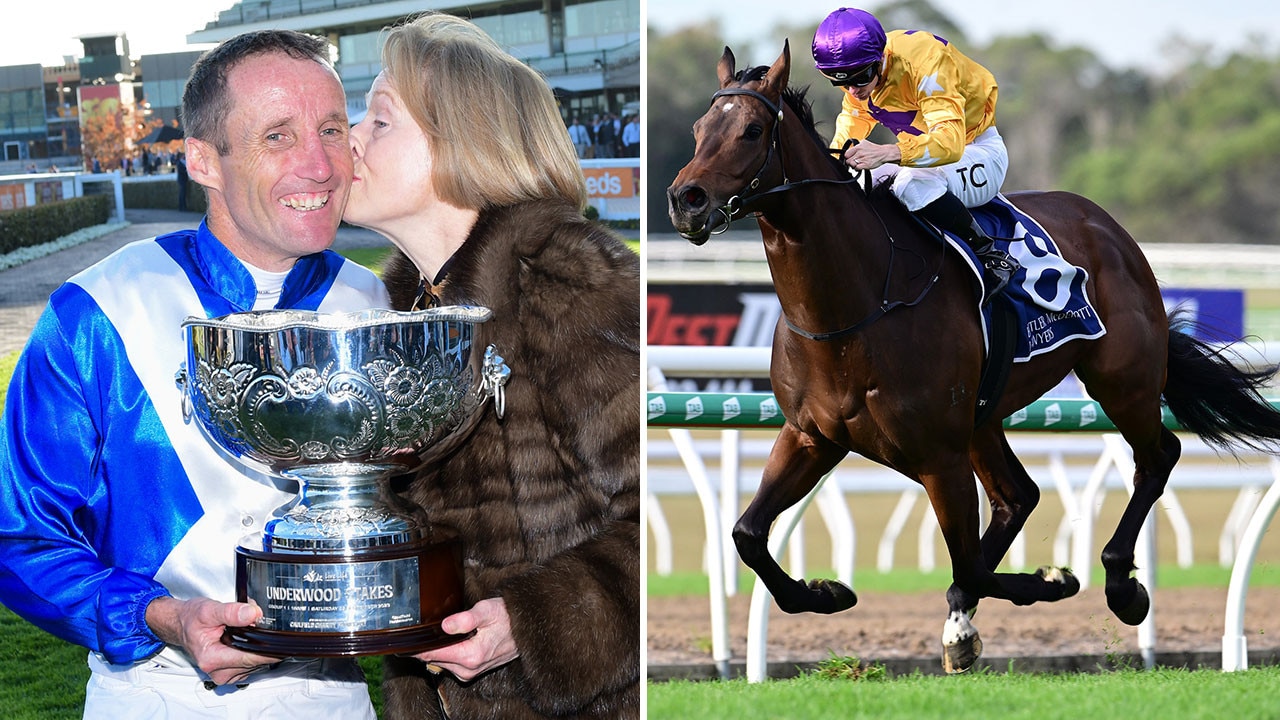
left=646, top=1, right=1280, bottom=243
left=646, top=23, right=733, bottom=231
left=79, top=95, right=160, bottom=172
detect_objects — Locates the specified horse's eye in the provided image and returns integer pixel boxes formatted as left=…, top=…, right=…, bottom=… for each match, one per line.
left=744, top=124, right=764, bottom=141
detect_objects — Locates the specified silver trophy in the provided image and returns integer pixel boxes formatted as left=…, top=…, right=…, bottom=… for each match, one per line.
left=175, top=306, right=509, bottom=657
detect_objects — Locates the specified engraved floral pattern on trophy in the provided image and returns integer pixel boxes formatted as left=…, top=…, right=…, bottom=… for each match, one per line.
left=188, top=343, right=478, bottom=467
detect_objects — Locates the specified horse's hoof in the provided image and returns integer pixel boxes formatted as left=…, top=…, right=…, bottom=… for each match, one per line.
left=806, top=578, right=858, bottom=614
left=1037, top=565, right=1081, bottom=600
left=941, top=610, right=983, bottom=674
left=1108, top=580, right=1150, bottom=626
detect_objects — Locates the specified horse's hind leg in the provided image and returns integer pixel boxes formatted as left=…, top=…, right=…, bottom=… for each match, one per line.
left=1074, top=312, right=1182, bottom=625
left=1087, top=390, right=1181, bottom=625
left=733, top=424, right=855, bottom=614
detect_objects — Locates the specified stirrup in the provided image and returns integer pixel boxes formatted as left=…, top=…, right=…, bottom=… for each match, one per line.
left=985, top=251, right=1018, bottom=269
left=979, top=253, right=1016, bottom=306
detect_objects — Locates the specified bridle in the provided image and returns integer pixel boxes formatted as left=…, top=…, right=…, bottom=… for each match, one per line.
left=700, top=87, right=786, bottom=233
left=700, top=84, right=943, bottom=342
left=700, top=86, right=871, bottom=235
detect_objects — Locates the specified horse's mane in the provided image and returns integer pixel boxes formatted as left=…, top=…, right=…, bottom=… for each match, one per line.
left=735, top=65, right=879, bottom=182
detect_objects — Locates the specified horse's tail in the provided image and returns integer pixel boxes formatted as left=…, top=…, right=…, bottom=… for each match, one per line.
left=1163, top=314, right=1280, bottom=454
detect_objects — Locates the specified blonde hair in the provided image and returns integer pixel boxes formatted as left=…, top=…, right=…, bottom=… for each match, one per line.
left=381, top=13, right=587, bottom=211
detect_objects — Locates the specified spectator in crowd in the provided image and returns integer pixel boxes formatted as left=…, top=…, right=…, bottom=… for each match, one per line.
left=620, top=114, right=640, bottom=157
left=594, top=113, right=615, bottom=158
left=176, top=151, right=190, bottom=212
left=568, top=115, right=592, bottom=159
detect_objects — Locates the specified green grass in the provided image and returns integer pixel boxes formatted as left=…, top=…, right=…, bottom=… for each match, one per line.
left=0, top=605, right=389, bottom=717
left=647, top=665, right=1280, bottom=719
left=0, top=611, right=92, bottom=719
left=647, top=563, right=1280, bottom=597
left=337, top=246, right=395, bottom=274
left=0, top=350, right=16, bottom=409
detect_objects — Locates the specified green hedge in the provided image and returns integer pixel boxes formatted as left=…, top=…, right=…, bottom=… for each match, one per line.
left=122, top=179, right=207, bottom=213
left=0, top=195, right=111, bottom=255
left=584, top=206, right=639, bottom=233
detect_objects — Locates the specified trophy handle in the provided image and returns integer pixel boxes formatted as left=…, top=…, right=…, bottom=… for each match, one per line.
left=175, top=366, right=192, bottom=422
left=480, top=345, right=511, bottom=419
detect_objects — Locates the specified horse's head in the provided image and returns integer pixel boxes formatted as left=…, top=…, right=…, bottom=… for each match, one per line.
left=667, top=41, right=792, bottom=245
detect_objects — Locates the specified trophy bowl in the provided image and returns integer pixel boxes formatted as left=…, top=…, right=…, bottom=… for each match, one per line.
left=176, top=306, right=508, bottom=657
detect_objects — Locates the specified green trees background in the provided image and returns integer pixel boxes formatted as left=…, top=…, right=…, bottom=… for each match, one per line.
left=647, top=0, right=1280, bottom=244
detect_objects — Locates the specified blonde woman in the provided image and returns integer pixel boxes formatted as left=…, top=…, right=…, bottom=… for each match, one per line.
left=345, top=13, right=639, bottom=720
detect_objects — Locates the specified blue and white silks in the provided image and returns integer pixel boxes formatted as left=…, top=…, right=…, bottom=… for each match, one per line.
left=0, top=222, right=388, bottom=668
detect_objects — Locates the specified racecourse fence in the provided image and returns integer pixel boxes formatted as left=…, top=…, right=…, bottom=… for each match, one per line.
left=645, top=346, right=1280, bottom=681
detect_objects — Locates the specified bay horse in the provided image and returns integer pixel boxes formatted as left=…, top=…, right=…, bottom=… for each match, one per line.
left=666, top=42, right=1280, bottom=673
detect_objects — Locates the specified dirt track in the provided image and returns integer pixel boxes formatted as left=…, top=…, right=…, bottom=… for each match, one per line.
left=647, top=585, right=1280, bottom=672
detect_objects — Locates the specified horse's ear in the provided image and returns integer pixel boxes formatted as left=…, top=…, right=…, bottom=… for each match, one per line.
left=717, top=46, right=737, bottom=88
left=760, top=39, right=791, bottom=98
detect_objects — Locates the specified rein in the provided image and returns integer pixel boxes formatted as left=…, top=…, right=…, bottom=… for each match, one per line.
left=707, top=85, right=943, bottom=342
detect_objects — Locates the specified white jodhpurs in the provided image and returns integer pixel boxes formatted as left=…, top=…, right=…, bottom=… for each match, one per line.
left=83, top=653, right=376, bottom=720
left=868, top=126, right=1009, bottom=211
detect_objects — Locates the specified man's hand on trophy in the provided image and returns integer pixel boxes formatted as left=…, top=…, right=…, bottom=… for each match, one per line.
left=415, top=597, right=519, bottom=681
left=145, top=595, right=280, bottom=686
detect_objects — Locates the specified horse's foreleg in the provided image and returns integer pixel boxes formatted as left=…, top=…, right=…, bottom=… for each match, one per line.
left=971, top=431, right=1042, bottom=566
left=947, top=430, right=1050, bottom=614
left=733, top=424, right=854, bottom=614
left=923, top=459, right=1080, bottom=674
left=920, top=462, right=988, bottom=673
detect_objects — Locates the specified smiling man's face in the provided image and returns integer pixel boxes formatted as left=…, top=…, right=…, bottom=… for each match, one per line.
left=189, top=51, right=352, bottom=271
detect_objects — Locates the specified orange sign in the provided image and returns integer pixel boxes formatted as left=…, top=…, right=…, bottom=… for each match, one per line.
left=0, top=184, right=26, bottom=212
left=582, top=166, right=637, bottom=198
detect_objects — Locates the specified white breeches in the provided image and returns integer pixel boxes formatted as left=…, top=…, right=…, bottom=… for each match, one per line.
left=869, top=126, right=1009, bottom=211
left=84, top=653, right=376, bottom=720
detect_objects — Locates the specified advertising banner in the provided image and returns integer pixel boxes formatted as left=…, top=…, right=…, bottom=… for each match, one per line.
left=648, top=282, right=1247, bottom=391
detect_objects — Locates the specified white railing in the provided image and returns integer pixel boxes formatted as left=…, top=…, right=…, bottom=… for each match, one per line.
left=646, top=346, right=1280, bottom=678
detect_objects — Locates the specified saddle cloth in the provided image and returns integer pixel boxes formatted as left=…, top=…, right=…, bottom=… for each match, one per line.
left=945, top=194, right=1107, bottom=362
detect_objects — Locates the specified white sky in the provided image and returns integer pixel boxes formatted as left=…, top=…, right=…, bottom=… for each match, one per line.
left=3, top=1, right=230, bottom=67
left=5, top=1, right=1277, bottom=72
left=646, top=0, right=1280, bottom=73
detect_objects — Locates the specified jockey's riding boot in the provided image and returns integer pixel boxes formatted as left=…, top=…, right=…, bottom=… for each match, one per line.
left=968, top=229, right=1019, bottom=305
left=918, top=193, right=1020, bottom=306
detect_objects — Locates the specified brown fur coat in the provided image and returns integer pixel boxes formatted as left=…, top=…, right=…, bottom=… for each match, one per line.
left=380, top=201, right=640, bottom=719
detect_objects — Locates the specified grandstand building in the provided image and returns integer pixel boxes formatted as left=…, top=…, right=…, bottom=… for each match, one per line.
left=0, top=0, right=638, bottom=173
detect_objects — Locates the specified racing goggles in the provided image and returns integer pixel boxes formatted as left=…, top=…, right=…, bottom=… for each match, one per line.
left=820, top=61, right=881, bottom=88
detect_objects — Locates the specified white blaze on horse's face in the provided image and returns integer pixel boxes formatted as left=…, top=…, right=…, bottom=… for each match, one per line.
left=721, top=102, right=735, bottom=112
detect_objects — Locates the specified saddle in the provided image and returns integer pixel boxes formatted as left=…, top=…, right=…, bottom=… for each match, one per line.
left=932, top=194, right=1108, bottom=425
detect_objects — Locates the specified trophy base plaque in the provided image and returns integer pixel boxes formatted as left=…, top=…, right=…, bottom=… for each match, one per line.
left=229, top=537, right=467, bottom=657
